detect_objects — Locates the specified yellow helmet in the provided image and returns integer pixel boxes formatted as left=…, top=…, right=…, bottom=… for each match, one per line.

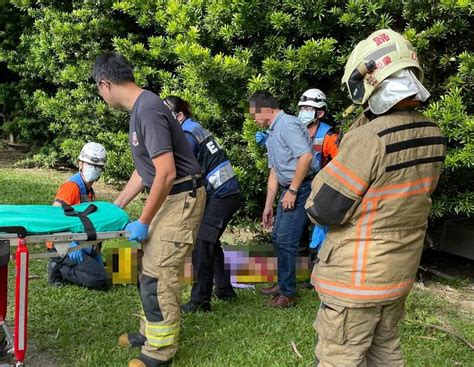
left=342, top=29, right=423, bottom=105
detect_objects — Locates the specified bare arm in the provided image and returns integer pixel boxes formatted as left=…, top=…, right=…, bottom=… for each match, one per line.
left=138, top=152, right=176, bottom=225
left=262, top=168, right=279, bottom=229
left=281, top=152, right=313, bottom=210
left=114, top=170, right=145, bottom=209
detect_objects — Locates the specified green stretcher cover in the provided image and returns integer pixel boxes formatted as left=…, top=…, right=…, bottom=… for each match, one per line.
left=0, top=201, right=129, bottom=235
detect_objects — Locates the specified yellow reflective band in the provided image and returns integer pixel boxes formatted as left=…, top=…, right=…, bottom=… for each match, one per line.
left=146, top=322, right=179, bottom=334
left=146, top=335, right=177, bottom=347
left=145, top=322, right=180, bottom=348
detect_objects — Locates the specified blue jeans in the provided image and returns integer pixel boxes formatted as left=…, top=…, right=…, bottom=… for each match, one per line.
left=272, top=180, right=312, bottom=297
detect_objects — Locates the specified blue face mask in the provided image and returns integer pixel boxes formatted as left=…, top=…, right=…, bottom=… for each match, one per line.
left=298, top=110, right=316, bottom=127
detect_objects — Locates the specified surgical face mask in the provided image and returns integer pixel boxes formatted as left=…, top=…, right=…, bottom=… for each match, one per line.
left=82, top=163, right=102, bottom=183
left=298, top=110, right=316, bottom=127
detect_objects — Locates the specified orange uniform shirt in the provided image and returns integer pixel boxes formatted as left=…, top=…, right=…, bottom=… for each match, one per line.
left=322, top=132, right=339, bottom=164
left=46, top=181, right=94, bottom=248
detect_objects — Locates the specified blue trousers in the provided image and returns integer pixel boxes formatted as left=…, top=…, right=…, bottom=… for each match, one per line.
left=272, top=180, right=311, bottom=297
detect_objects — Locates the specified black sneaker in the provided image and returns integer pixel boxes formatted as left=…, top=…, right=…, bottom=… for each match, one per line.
left=181, top=301, right=211, bottom=313
left=47, top=259, right=63, bottom=286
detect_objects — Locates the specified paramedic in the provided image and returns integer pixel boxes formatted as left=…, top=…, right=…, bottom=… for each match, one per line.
left=164, top=95, right=241, bottom=313
left=92, top=52, right=205, bottom=367
left=47, top=142, right=107, bottom=289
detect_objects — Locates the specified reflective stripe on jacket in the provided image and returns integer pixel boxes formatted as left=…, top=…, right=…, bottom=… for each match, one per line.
left=182, top=118, right=239, bottom=197
left=305, top=110, right=446, bottom=307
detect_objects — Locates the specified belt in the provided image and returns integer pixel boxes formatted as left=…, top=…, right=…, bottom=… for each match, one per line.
left=169, top=175, right=203, bottom=197
left=281, top=174, right=315, bottom=190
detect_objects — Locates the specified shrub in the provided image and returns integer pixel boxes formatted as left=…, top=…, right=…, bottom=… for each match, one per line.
left=0, top=0, right=472, bottom=218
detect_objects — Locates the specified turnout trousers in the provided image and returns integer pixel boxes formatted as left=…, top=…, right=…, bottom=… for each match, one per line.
left=138, top=183, right=205, bottom=362
left=315, top=297, right=406, bottom=367
left=190, top=192, right=242, bottom=304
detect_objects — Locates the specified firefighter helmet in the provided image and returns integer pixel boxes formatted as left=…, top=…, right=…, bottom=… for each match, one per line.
left=342, top=29, right=423, bottom=105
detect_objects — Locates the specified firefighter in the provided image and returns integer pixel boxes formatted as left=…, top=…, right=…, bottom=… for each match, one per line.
left=163, top=96, right=241, bottom=313
left=47, top=142, right=107, bottom=289
left=305, top=29, right=446, bottom=366
left=93, top=53, right=206, bottom=367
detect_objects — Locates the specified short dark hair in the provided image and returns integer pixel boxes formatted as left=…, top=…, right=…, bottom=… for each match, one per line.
left=91, top=52, right=135, bottom=84
left=248, top=90, right=279, bottom=110
left=164, top=95, right=193, bottom=118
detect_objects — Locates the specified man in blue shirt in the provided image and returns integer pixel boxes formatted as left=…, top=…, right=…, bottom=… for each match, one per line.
left=248, top=90, right=313, bottom=308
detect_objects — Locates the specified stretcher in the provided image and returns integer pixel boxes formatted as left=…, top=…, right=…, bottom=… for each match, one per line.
left=0, top=202, right=129, bottom=366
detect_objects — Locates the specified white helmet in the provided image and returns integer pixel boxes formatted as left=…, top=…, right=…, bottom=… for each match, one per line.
left=78, top=142, right=107, bottom=166
left=298, top=89, right=327, bottom=109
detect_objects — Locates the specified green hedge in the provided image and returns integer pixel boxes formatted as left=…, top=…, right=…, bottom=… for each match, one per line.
left=0, top=0, right=472, bottom=219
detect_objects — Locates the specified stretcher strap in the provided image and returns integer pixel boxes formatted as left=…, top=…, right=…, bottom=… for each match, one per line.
left=62, top=204, right=98, bottom=241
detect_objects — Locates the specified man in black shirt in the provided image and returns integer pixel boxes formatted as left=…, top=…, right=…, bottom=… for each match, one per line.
left=92, top=53, right=206, bottom=367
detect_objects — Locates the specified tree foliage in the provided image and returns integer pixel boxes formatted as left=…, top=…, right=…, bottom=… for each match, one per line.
left=0, top=0, right=472, bottom=218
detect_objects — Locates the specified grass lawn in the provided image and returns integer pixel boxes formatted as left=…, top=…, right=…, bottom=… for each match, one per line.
left=1, top=168, right=473, bottom=366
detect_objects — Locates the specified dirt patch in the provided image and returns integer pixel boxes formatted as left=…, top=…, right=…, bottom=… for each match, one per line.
left=414, top=282, right=474, bottom=319
left=0, top=142, right=27, bottom=168
left=0, top=342, right=59, bottom=367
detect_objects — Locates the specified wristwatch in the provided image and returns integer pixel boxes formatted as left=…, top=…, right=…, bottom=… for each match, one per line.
left=288, top=187, right=298, bottom=195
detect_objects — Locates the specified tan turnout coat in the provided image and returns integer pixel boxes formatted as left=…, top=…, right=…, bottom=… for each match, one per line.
left=305, top=110, right=446, bottom=308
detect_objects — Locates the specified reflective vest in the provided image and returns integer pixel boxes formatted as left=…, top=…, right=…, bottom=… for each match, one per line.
left=310, top=121, right=333, bottom=172
left=68, top=173, right=95, bottom=203
left=182, top=118, right=238, bottom=196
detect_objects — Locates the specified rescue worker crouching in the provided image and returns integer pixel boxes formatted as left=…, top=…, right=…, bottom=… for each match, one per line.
left=305, top=29, right=446, bottom=366
left=164, top=96, right=242, bottom=313
left=47, top=142, right=107, bottom=289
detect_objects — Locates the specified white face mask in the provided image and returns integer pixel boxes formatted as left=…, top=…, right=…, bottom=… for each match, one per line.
left=82, top=163, right=102, bottom=183
left=298, top=110, right=316, bottom=127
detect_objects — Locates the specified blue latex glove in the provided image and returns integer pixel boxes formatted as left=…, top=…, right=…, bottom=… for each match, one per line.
left=255, top=131, right=269, bottom=146
left=68, top=241, right=84, bottom=264
left=309, top=225, right=329, bottom=251
left=125, top=220, right=149, bottom=242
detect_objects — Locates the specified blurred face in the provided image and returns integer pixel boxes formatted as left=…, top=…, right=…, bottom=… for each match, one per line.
left=97, top=80, right=121, bottom=108
left=249, top=106, right=274, bottom=128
